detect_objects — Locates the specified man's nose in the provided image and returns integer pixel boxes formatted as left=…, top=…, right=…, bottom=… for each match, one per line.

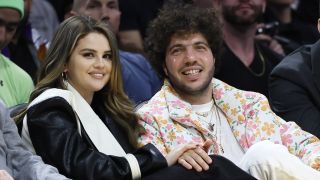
left=101, top=6, right=110, bottom=21
left=184, top=48, right=197, bottom=63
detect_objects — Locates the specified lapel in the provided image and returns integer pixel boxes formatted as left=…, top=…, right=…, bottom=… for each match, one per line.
left=163, top=78, right=252, bottom=151
left=163, top=80, right=213, bottom=136
left=212, top=78, right=251, bottom=150
left=311, top=39, right=320, bottom=93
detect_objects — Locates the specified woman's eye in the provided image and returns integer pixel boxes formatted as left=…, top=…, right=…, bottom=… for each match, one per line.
left=103, top=54, right=112, bottom=60
left=83, top=53, right=94, bottom=58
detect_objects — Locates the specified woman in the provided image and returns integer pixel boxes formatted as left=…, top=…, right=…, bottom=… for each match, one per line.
left=18, top=16, right=253, bottom=180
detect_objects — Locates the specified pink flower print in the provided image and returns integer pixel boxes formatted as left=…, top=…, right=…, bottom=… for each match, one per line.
left=213, top=88, right=223, bottom=100
left=166, top=124, right=173, bottom=131
left=149, top=105, right=163, bottom=115
left=143, top=128, right=154, bottom=141
left=242, top=103, right=251, bottom=111
left=248, top=110, right=256, bottom=118
left=247, top=120, right=257, bottom=130
left=281, top=134, right=293, bottom=146
left=280, top=123, right=290, bottom=134
left=141, top=115, right=154, bottom=125
left=239, top=134, right=250, bottom=149
left=176, top=117, right=191, bottom=124
left=176, top=135, right=188, bottom=144
left=170, top=100, right=187, bottom=109
left=192, top=136, right=202, bottom=143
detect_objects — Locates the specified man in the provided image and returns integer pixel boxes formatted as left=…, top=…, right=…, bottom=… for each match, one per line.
left=3, top=0, right=59, bottom=81
left=137, top=4, right=320, bottom=179
left=0, top=0, right=34, bottom=107
left=67, top=0, right=162, bottom=105
left=213, top=0, right=283, bottom=97
left=0, top=100, right=67, bottom=179
left=269, top=2, right=320, bottom=139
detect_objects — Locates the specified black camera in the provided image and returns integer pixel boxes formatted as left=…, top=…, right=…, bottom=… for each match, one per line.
left=256, top=21, right=279, bottom=37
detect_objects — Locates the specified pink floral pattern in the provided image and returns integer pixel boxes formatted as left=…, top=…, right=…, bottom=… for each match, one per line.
left=137, top=78, right=320, bottom=170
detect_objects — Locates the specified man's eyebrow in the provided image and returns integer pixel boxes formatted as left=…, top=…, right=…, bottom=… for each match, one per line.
left=168, top=41, right=209, bottom=51
left=167, top=44, right=184, bottom=51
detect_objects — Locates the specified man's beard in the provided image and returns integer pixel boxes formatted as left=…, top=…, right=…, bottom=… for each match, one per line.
left=222, top=4, right=263, bottom=26
left=167, top=65, right=215, bottom=97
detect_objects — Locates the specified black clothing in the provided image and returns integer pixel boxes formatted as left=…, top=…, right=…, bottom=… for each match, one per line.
left=26, top=97, right=255, bottom=180
left=215, top=42, right=282, bottom=97
left=269, top=39, right=320, bottom=138
left=263, top=7, right=320, bottom=54
left=119, top=0, right=164, bottom=38
left=27, top=97, right=167, bottom=179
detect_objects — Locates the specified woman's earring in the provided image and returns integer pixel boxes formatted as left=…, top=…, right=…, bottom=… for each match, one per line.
left=62, top=72, right=68, bottom=87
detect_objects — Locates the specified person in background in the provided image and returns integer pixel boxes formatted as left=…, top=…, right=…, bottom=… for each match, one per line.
left=263, top=0, right=320, bottom=54
left=269, top=2, right=320, bottom=139
left=138, top=3, right=320, bottom=179
left=213, top=0, right=283, bottom=97
left=0, top=0, right=33, bottom=107
left=118, top=0, right=164, bottom=53
left=0, top=100, right=67, bottom=180
left=20, top=15, right=253, bottom=180
left=3, top=0, right=61, bottom=81
left=66, top=0, right=162, bottom=105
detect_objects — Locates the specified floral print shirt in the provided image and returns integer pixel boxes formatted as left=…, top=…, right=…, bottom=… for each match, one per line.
left=137, top=78, right=320, bottom=170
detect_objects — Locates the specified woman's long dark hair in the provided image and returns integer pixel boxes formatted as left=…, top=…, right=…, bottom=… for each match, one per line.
left=16, top=16, right=140, bottom=147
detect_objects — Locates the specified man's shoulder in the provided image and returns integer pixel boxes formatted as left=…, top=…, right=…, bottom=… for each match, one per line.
left=271, top=45, right=312, bottom=76
left=0, top=54, right=33, bottom=83
left=136, top=87, right=165, bottom=112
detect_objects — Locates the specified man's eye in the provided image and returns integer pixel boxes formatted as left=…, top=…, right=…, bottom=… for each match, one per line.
left=6, top=25, right=17, bottom=33
left=196, top=46, right=207, bottom=51
left=171, top=48, right=183, bottom=55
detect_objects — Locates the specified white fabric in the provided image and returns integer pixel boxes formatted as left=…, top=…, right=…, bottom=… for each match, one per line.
left=193, top=102, right=245, bottom=165
left=215, top=107, right=244, bottom=165
left=21, top=84, right=141, bottom=179
left=239, top=140, right=320, bottom=180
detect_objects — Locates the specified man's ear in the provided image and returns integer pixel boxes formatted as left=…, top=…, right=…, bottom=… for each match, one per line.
left=163, top=64, right=168, bottom=76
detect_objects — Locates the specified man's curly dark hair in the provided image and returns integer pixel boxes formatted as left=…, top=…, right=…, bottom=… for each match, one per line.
left=144, top=4, right=223, bottom=80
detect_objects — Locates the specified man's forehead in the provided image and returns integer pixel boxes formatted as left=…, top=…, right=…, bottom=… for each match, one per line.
left=170, top=33, right=208, bottom=44
left=0, top=8, right=21, bottom=22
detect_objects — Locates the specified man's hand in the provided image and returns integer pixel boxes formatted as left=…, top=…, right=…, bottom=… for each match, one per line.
left=177, top=139, right=213, bottom=172
left=165, top=139, right=214, bottom=172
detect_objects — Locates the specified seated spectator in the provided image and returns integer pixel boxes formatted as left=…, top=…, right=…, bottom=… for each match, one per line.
left=138, top=4, right=320, bottom=179
left=118, top=0, right=164, bottom=53
left=269, top=2, right=320, bottom=138
left=0, top=100, right=67, bottom=179
left=212, top=0, right=283, bottom=97
left=0, top=0, right=34, bottom=107
left=19, top=15, right=253, bottom=180
left=66, top=0, right=162, bottom=105
left=263, top=0, right=320, bottom=54
left=3, top=0, right=40, bottom=80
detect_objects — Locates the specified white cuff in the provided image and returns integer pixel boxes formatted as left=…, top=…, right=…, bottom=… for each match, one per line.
left=124, top=153, right=141, bottom=180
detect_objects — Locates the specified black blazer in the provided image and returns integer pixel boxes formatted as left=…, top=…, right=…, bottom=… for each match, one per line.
left=269, top=39, right=320, bottom=138
left=26, top=97, right=167, bottom=180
